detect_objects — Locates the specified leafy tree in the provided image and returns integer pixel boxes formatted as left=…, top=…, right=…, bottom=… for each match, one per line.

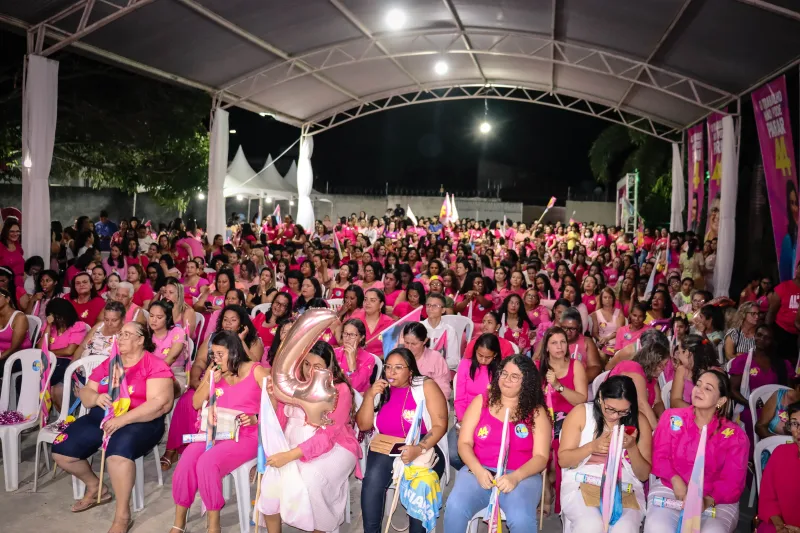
left=588, top=124, right=672, bottom=225
left=0, top=37, right=210, bottom=210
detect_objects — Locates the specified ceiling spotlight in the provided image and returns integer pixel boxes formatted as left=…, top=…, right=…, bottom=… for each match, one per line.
left=289, top=200, right=295, bottom=206
left=229, top=129, right=237, bottom=134
left=197, top=192, right=205, bottom=200
left=479, top=121, right=492, bottom=134
left=386, top=8, right=406, bottom=30
left=434, top=60, right=449, bottom=75
left=236, top=194, right=244, bottom=201
left=265, top=197, right=273, bottom=203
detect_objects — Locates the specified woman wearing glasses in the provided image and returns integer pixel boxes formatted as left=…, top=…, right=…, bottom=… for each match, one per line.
left=756, top=401, right=800, bottom=533
left=252, top=292, right=292, bottom=352
left=334, top=318, right=376, bottom=393
left=444, top=355, right=551, bottom=532
left=52, top=322, right=174, bottom=532
left=559, top=376, right=652, bottom=533
left=422, top=292, right=460, bottom=370
left=356, top=347, right=449, bottom=533
left=560, top=308, right=604, bottom=383
left=723, top=301, right=759, bottom=361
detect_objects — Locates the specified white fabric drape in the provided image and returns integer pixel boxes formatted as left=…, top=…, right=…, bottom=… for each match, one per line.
left=21, top=55, right=58, bottom=261
left=669, top=142, right=685, bottom=233
left=713, top=116, right=736, bottom=297
left=295, top=134, right=314, bottom=231
left=207, top=108, right=229, bottom=240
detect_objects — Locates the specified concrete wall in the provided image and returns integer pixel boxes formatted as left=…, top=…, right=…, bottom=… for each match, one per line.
left=564, top=200, right=617, bottom=226
left=522, top=205, right=566, bottom=225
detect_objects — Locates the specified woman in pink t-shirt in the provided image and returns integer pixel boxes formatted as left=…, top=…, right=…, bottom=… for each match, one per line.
left=444, top=355, right=551, bottom=532
left=0, top=219, right=24, bottom=287
left=52, top=322, right=173, bottom=526
left=147, top=300, right=188, bottom=392
left=37, top=298, right=89, bottom=412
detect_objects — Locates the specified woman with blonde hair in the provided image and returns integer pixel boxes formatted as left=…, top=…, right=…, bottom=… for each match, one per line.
left=723, top=301, right=759, bottom=361
left=162, top=277, right=197, bottom=339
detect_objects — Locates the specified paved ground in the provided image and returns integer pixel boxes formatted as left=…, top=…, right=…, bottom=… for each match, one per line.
left=0, top=428, right=755, bottom=533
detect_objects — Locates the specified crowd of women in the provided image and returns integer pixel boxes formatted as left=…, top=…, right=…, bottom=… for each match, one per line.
left=0, top=209, right=798, bottom=533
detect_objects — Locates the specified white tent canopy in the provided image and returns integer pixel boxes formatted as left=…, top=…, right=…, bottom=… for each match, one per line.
left=223, top=146, right=292, bottom=200
left=282, top=158, right=331, bottom=203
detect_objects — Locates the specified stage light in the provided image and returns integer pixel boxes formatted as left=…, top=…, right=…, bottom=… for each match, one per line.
left=236, top=195, right=244, bottom=201
left=197, top=192, right=205, bottom=200
left=289, top=200, right=295, bottom=206
left=479, top=121, right=492, bottom=134
left=229, top=129, right=236, bottom=134
left=265, top=197, right=273, bottom=203
left=434, top=61, right=448, bottom=75
left=386, top=8, right=406, bottom=30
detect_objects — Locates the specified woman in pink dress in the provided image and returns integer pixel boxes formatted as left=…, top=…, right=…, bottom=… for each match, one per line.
left=335, top=318, right=377, bottom=394
left=524, top=289, right=551, bottom=329
left=591, top=287, right=626, bottom=356
left=259, top=341, right=361, bottom=533
left=0, top=219, right=24, bottom=287
left=499, top=293, right=534, bottom=353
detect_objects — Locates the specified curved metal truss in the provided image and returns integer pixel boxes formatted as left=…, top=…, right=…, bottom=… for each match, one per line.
left=220, top=28, right=737, bottom=119
left=303, top=84, right=682, bottom=142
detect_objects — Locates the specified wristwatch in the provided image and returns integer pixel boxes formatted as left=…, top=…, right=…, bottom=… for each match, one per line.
left=556, top=384, right=565, bottom=393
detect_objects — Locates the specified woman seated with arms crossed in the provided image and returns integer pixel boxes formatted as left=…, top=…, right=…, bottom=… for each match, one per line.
left=170, top=331, right=268, bottom=533
left=670, top=334, right=718, bottom=409
left=608, top=332, right=670, bottom=428
left=259, top=341, right=361, bottom=533
left=37, top=299, right=88, bottom=413
left=444, top=355, right=551, bottom=533
left=645, top=369, right=748, bottom=533
left=159, top=305, right=262, bottom=472
left=356, top=347, right=449, bottom=533
left=757, top=401, right=800, bottom=533
left=559, top=376, right=653, bottom=533
left=52, top=322, right=174, bottom=533
left=449, top=334, right=503, bottom=470
left=148, top=300, right=189, bottom=393
left=335, top=318, right=376, bottom=394
left=400, top=321, right=451, bottom=399
left=76, top=300, right=125, bottom=358
left=537, top=326, right=589, bottom=515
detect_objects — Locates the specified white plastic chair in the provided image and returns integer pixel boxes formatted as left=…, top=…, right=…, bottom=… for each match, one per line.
left=754, top=435, right=794, bottom=494
left=221, top=458, right=258, bottom=533
left=0, top=348, right=56, bottom=491
left=371, top=353, right=384, bottom=384
left=588, top=370, right=610, bottom=401
left=194, top=313, right=205, bottom=343
left=74, top=447, right=163, bottom=509
left=327, top=298, right=343, bottom=312
left=468, top=506, right=507, bottom=533
left=661, top=380, right=673, bottom=411
left=33, top=355, right=106, bottom=492
left=26, top=314, right=42, bottom=346
left=250, top=303, right=271, bottom=318
left=441, top=315, right=473, bottom=350
left=511, top=342, right=521, bottom=354
left=353, top=392, right=368, bottom=478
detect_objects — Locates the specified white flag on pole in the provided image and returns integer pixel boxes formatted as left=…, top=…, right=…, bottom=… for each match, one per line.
left=407, top=205, right=418, bottom=226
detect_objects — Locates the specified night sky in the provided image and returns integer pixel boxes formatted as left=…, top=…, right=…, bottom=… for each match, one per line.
left=229, top=99, right=607, bottom=201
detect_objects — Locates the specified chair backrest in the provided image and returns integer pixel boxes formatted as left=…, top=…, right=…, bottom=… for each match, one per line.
left=327, top=298, right=343, bottom=312
left=371, top=353, right=383, bottom=385
left=754, top=435, right=794, bottom=493
left=187, top=338, right=196, bottom=365
left=511, top=342, right=521, bottom=354
left=58, top=355, right=107, bottom=421
left=441, top=315, right=471, bottom=350
left=661, top=380, right=673, bottom=411
left=0, top=349, right=56, bottom=418
left=204, top=268, right=216, bottom=275
left=749, top=384, right=791, bottom=446
left=26, top=315, right=43, bottom=346
left=141, top=308, right=150, bottom=321
left=251, top=303, right=271, bottom=318
left=194, top=313, right=205, bottom=342
left=589, top=370, right=610, bottom=401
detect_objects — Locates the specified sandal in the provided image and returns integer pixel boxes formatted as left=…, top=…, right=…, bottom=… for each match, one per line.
left=169, top=527, right=186, bottom=533
left=160, top=456, right=174, bottom=471
left=71, top=489, right=112, bottom=513
left=108, top=518, right=134, bottom=533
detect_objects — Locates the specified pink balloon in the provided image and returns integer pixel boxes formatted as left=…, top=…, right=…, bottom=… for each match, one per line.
left=271, top=308, right=340, bottom=427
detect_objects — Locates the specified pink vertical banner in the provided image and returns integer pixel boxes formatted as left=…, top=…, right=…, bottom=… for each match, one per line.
left=705, top=110, right=726, bottom=242
left=751, top=75, right=799, bottom=281
left=687, top=124, right=705, bottom=233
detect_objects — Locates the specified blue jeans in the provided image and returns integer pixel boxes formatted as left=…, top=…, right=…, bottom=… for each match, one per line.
left=361, top=446, right=446, bottom=533
left=447, top=426, right=464, bottom=471
left=443, top=466, right=543, bottom=533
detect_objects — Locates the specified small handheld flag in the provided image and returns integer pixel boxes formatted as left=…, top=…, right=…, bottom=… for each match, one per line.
left=485, top=407, right=510, bottom=533
left=407, top=206, right=418, bottom=226
left=206, top=369, right=218, bottom=451
left=376, top=306, right=424, bottom=358
left=38, top=334, right=52, bottom=427
left=271, top=204, right=281, bottom=221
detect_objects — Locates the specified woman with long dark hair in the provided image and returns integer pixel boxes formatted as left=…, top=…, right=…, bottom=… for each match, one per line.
left=259, top=341, right=360, bottom=533
left=356, top=346, right=449, bottom=533
left=499, top=293, right=535, bottom=353
left=449, top=333, right=503, bottom=470
left=670, top=333, right=719, bottom=409
left=559, top=375, right=652, bottom=532
left=445, top=355, right=551, bottom=532
left=645, top=370, right=747, bottom=533
left=252, top=292, right=292, bottom=351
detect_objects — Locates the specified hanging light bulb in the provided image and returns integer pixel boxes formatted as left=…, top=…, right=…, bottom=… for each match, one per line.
left=479, top=98, right=491, bottom=135
left=197, top=192, right=205, bottom=200
left=479, top=121, right=492, bottom=134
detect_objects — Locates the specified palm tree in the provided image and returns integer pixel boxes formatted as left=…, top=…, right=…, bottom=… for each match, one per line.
left=588, top=125, right=673, bottom=225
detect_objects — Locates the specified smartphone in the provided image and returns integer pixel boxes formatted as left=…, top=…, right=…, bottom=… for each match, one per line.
left=389, top=442, right=404, bottom=457
left=624, top=425, right=636, bottom=435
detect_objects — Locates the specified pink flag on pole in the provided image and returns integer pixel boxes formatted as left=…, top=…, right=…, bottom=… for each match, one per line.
left=432, top=331, right=448, bottom=355
left=333, top=230, right=343, bottom=260
left=272, top=204, right=281, bottom=221
left=751, top=75, right=799, bottom=281
left=38, top=334, right=52, bottom=427
left=101, top=338, right=131, bottom=450
left=485, top=408, right=510, bottom=533
left=679, top=425, right=708, bottom=533
left=547, top=196, right=556, bottom=209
